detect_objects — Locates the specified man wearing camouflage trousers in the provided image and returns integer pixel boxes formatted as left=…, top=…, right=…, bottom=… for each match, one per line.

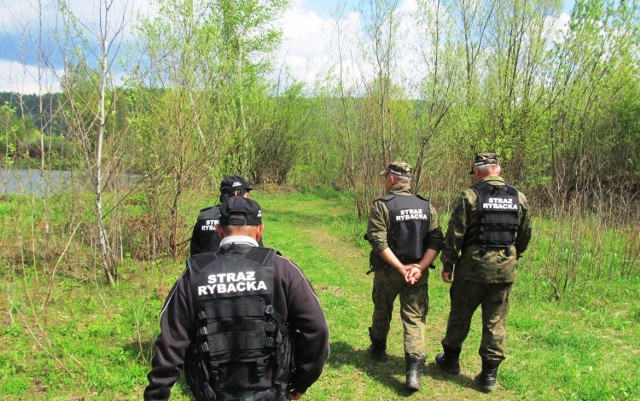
left=366, top=161, right=444, bottom=391
left=435, top=153, right=532, bottom=392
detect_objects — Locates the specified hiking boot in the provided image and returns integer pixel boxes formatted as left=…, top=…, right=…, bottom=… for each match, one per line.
left=368, top=327, right=388, bottom=362
left=435, top=346, right=461, bottom=374
left=476, top=359, right=501, bottom=393
left=405, top=354, right=425, bottom=391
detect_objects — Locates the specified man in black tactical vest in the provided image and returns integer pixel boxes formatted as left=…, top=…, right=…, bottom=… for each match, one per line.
left=435, top=153, right=532, bottom=393
left=366, top=161, right=444, bottom=391
left=145, top=197, right=329, bottom=401
left=190, top=175, right=261, bottom=256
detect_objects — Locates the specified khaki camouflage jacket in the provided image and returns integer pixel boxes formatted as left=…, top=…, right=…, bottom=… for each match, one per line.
left=440, top=176, right=532, bottom=283
left=367, top=183, right=444, bottom=255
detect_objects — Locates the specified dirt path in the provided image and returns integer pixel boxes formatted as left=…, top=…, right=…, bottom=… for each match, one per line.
left=260, top=195, right=518, bottom=400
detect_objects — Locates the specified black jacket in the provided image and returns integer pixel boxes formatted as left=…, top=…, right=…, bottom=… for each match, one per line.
left=190, top=205, right=222, bottom=256
left=190, top=206, right=263, bottom=255
left=144, top=241, right=330, bottom=400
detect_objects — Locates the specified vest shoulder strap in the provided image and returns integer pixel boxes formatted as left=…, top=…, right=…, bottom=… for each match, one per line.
left=187, top=252, right=219, bottom=275
left=474, top=181, right=518, bottom=197
left=504, top=184, right=518, bottom=197
left=197, top=205, right=220, bottom=219
left=380, top=194, right=395, bottom=202
left=473, top=180, right=491, bottom=196
left=189, top=247, right=275, bottom=273
left=245, top=247, right=277, bottom=266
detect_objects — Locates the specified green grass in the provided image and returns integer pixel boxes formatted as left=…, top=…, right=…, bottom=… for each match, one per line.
left=1, top=189, right=639, bottom=400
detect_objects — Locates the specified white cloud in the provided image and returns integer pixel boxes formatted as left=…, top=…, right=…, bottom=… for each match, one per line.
left=274, top=0, right=367, bottom=91
left=275, top=0, right=433, bottom=95
left=0, top=60, right=61, bottom=94
left=395, top=0, right=428, bottom=94
left=280, top=2, right=331, bottom=59
left=544, top=12, right=571, bottom=47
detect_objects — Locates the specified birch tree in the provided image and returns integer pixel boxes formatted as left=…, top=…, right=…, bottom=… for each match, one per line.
left=57, top=0, right=133, bottom=284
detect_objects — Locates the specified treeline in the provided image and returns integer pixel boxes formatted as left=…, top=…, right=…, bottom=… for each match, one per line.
left=0, top=92, right=58, bottom=128
left=2, top=0, right=639, bottom=283
left=0, top=92, right=77, bottom=168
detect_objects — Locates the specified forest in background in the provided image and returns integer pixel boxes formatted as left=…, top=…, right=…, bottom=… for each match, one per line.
left=1, top=0, right=639, bottom=285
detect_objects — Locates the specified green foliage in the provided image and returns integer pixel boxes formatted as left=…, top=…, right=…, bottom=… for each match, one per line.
left=0, top=93, right=77, bottom=169
left=1, top=189, right=640, bottom=400
left=123, top=0, right=294, bottom=256
left=0, top=102, right=42, bottom=165
left=2, top=0, right=639, bottom=396
left=1, top=0, right=639, bottom=219
left=544, top=0, right=640, bottom=200
left=251, top=83, right=310, bottom=184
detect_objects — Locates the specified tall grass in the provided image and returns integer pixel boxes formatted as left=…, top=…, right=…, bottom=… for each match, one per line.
left=1, top=187, right=639, bottom=400
left=520, top=196, right=640, bottom=302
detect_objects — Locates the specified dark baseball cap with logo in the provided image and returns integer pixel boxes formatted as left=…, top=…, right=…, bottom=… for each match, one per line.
left=380, top=161, right=413, bottom=178
left=219, top=196, right=262, bottom=226
left=220, top=175, right=255, bottom=194
left=470, top=152, right=500, bottom=174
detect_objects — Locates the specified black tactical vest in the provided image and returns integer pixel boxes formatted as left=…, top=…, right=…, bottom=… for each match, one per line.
left=473, top=181, right=520, bottom=253
left=185, top=247, right=292, bottom=401
left=383, top=194, right=431, bottom=261
left=190, top=206, right=222, bottom=256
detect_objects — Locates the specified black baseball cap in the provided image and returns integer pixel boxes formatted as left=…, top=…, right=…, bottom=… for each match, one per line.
left=219, top=196, right=262, bottom=226
left=219, top=175, right=255, bottom=194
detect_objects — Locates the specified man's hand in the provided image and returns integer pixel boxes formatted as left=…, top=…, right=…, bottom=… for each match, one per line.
left=395, top=264, right=408, bottom=275
left=441, top=270, right=453, bottom=283
left=404, top=264, right=422, bottom=284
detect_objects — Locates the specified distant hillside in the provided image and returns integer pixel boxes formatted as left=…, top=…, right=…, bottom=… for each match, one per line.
left=0, top=92, right=61, bottom=131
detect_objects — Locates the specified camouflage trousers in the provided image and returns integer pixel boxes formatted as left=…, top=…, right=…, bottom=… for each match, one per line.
left=441, top=278, right=513, bottom=361
left=370, top=268, right=429, bottom=357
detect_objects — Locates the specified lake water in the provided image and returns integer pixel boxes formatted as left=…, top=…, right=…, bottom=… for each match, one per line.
left=0, top=169, right=90, bottom=196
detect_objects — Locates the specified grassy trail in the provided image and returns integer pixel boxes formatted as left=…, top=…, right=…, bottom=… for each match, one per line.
left=3, top=191, right=638, bottom=400
left=257, top=193, right=519, bottom=400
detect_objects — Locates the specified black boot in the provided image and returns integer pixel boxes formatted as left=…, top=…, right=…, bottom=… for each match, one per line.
left=435, top=346, right=461, bottom=374
left=405, top=354, right=425, bottom=391
left=368, top=327, right=388, bottom=362
left=476, top=359, right=501, bottom=393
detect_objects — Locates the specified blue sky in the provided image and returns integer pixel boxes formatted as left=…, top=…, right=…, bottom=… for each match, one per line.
left=296, top=0, right=575, bottom=17
left=0, top=0, right=576, bottom=94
